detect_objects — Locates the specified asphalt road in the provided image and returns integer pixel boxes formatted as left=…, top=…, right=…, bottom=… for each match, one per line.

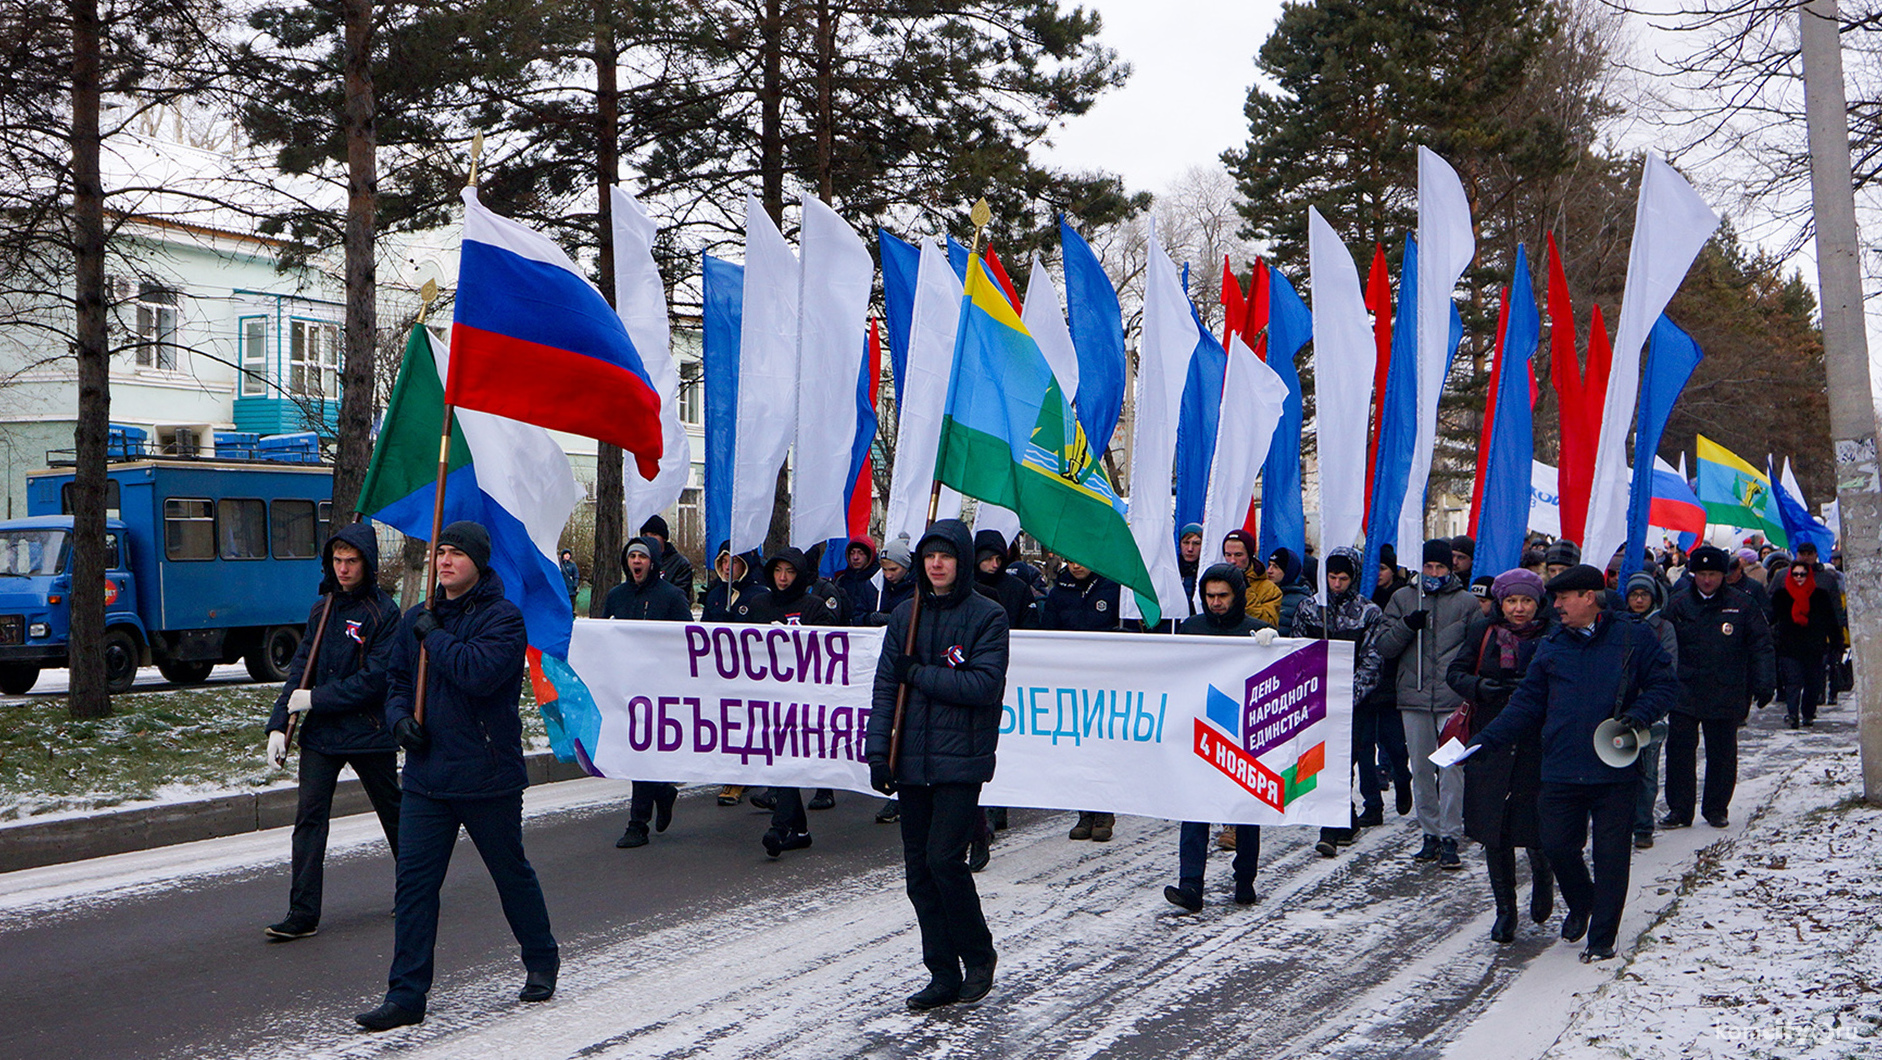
left=0, top=662, right=262, bottom=706
left=0, top=702, right=1841, bottom=1060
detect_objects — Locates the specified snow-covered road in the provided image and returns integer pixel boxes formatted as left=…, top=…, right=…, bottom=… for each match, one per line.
left=0, top=703, right=1857, bottom=1060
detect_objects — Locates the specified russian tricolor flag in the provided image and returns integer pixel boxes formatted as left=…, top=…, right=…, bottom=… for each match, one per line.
left=1649, top=458, right=1707, bottom=545
left=448, top=187, right=665, bottom=479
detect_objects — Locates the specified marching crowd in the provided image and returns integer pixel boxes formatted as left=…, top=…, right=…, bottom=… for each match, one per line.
left=259, top=509, right=1843, bottom=1026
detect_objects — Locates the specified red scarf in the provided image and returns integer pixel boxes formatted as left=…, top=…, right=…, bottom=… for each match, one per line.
left=1790, top=568, right=1816, bottom=626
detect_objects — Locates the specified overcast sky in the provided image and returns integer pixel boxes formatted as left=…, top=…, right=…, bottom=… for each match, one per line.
left=1038, top=0, right=1289, bottom=194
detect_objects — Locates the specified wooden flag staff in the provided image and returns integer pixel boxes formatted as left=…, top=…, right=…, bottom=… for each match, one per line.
left=412, top=136, right=479, bottom=727
left=888, top=197, right=990, bottom=775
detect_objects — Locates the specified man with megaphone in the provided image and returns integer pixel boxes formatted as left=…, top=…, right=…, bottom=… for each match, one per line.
left=1469, top=564, right=1678, bottom=963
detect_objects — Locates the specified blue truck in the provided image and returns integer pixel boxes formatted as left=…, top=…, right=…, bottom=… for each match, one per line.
left=0, top=458, right=337, bottom=695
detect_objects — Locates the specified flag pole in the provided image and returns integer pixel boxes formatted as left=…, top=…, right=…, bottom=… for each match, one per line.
left=890, top=198, right=990, bottom=776
left=413, top=137, right=481, bottom=727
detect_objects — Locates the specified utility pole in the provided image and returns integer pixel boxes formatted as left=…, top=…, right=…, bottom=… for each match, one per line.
left=1799, top=0, right=1882, bottom=801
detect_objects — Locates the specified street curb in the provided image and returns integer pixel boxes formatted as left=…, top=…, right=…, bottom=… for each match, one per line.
left=0, top=752, right=594, bottom=874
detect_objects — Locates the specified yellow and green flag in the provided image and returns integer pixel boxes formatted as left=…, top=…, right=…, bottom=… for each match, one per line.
left=1694, top=434, right=1787, bottom=546
left=935, top=253, right=1159, bottom=624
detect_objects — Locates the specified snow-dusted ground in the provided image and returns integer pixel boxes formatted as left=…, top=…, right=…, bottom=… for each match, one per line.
left=3, top=709, right=1872, bottom=1059
left=1522, top=746, right=1880, bottom=1059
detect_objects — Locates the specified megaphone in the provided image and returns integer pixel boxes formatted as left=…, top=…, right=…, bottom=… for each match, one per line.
left=1593, top=718, right=1651, bottom=768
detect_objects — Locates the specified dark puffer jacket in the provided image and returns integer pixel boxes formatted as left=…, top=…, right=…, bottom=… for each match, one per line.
left=1040, top=565, right=1122, bottom=631
left=740, top=546, right=848, bottom=625
left=703, top=544, right=764, bottom=622
left=1664, top=582, right=1775, bottom=723
left=602, top=538, right=692, bottom=621
left=866, top=519, right=1011, bottom=786
left=832, top=536, right=882, bottom=620
left=267, top=522, right=401, bottom=754
left=1177, top=563, right=1271, bottom=636
left=385, top=569, right=530, bottom=799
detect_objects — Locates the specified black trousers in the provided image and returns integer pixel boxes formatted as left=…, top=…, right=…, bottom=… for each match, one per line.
left=1778, top=654, right=1823, bottom=724
left=628, top=781, right=678, bottom=825
left=385, top=790, right=558, bottom=1013
left=1664, top=713, right=1738, bottom=822
left=289, top=746, right=402, bottom=922
left=1537, top=780, right=1634, bottom=951
left=768, top=787, right=808, bottom=835
left=898, top=783, right=995, bottom=988
left=1356, top=698, right=1410, bottom=813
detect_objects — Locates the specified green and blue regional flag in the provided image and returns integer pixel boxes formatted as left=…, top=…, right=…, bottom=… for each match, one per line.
left=935, top=253, right=1160, bottom=624
left=1695, top=434, right=1787, bottom=547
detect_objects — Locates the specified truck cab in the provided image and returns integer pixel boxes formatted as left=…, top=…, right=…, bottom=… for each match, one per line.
left=2, top=458, right=336, bottom=695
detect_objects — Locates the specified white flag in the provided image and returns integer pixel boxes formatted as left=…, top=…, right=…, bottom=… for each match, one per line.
left=1401, top=146, right=1476, bottom=551
left=882, top=238, right=964, bottom=547
left=613, top=187, right=690, bottom=537
left=1308, top=207, right=1374, bottom=586
left=731, top=196, right=800, bottom=556
left=1126, top=219, right=1199, bottom=621
left=790, top=195, right=872, bottom=548
left=1199, top=332, right=1289, bottom=606
left=1583, top=156, right=1718, bottom=568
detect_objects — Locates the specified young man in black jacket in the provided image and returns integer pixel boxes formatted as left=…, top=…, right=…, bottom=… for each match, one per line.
left=355, top=522, right=559, bottom=1031
left=1165, top=564, right=1270, bottom=912
left=263, top=522, right=403, bottom=941
left=866, top=519, right=1011, bottom=1011
left=604, top=537, right=692, bottom=849
left=638, top=514, right=695, bottom=605
left=752, top=547, right=847, bottom=851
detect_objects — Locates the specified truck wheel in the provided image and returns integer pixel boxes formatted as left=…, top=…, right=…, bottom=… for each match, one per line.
left=103, top=629, right=140, bottom=695
left=246, top=626, right=301, bottom=683
left=156, top=659, right=214, bottom=685
left=0, top=664, right=39, bottom=695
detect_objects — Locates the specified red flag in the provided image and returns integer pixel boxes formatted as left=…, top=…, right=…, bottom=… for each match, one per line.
left=1548, top=233, right=1590, bottom=544
left=1363, top=244, right=1392, bottom=515
left=1469, top=287, right=1512, bottom=536
left=1240, top=259, right=1271, bottom=536
left=849, top=319, right=882, bottom=537
left=982, top=244, right=1023, bottom=313
left=1220, top=257, right=1246, bottom=350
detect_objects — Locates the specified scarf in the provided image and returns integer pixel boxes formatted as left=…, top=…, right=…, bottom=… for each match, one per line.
left=1494, top=616, right=1546, bottom=669
left=1790, top=568, right=1816, bottom=626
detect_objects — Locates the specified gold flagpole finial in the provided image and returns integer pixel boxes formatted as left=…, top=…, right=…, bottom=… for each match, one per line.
left=968, top=198, right=991, bottom=258
left=417, top=278, right=439, bottom=325
left=468, top=131, right=485, bottom=188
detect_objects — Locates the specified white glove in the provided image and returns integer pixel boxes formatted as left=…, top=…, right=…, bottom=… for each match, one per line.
left=1253, top=627, right=1278, bottom=646
left=268, top=731, right=288, bottom=767
left=287, top=689, right=313, bottom=716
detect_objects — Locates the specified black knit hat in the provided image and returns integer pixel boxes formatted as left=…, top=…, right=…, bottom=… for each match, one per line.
left=1545, top=563, right=1606, bottom=594
left=639, top=514, right=670, bottom=540
left=1451, top=534, right=1475, bottom=559
left=1687, top=545, right=1730, bottom=573
left=1544, top=539, right=1582, bottom=568
left=437, top=521, right=491, bottom=572
left=1422, top=538, right=1454, bottom=570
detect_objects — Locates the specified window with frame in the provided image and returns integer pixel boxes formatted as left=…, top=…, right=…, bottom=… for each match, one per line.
left=288, top=319, right=340, bottom=398
left=135, top=284, right=181, bottom=370
left=316, top=501, right=332, bottom=546
left=164, top=498, right=215, bottom=560
left=240, top=317, right=268, bottom=397
left=61, top=480, right=121, bottom=519
left=679, top=368, right=702, bottom=426
left=216, top=498, right=267, bottom=560
left=271, top=500, right=318, bottom=558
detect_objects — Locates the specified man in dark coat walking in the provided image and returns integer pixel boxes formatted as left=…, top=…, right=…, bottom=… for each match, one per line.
left=866, top=519, right=1010, bottom=1011
left=750, top=547, right=848, bottom=851
left=1471, top=564, right=1678, bottom=963
left=1662, top=545, right=1775, bottom=828
left=263, top=522, right=403, bottom=941
left=1164, top=563, right=1270, bottom=912
left=355, top=522, right=559, bottom=1031
left=604, top=537, right=692, bottom=850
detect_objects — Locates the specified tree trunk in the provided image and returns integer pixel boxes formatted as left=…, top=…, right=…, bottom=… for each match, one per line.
left=67, top=0, right=110, bottom=719
left=331, top=0, right=377, bottom=517
left=590, top=0, right=624, bottom=616
left=815, top=0, right=834, bottom=201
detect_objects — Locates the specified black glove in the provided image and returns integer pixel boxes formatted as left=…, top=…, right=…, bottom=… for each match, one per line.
left=1755, top=689, right=1774, bottom=709
left=870, top=760, right=898, bottom=796
left=412, top=610, right=440, bottom=642
left=394, top=716, right=429, bottom=751
left=1476, top=677, right=1512, bottom=697
left=1403, top=609, right=1429, bottom=631
left=888, top=653, right=916, bottom=685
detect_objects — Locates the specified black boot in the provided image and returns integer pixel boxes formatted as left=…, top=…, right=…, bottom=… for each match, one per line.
left=1527, top=848, right=1554, bottom=924
left=1486, top=844, right=1518, bottom=944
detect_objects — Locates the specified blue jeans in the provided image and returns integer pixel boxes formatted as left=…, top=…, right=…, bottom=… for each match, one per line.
left=1177, top=822, right=1259, bottom=889
left=385, top=790, right=558, bottom=1013
left=1632, top=720, right=1668, bottom=836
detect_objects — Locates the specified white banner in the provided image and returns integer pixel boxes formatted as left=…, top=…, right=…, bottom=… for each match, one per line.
left=557, top=621, right=1353, bottom=827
